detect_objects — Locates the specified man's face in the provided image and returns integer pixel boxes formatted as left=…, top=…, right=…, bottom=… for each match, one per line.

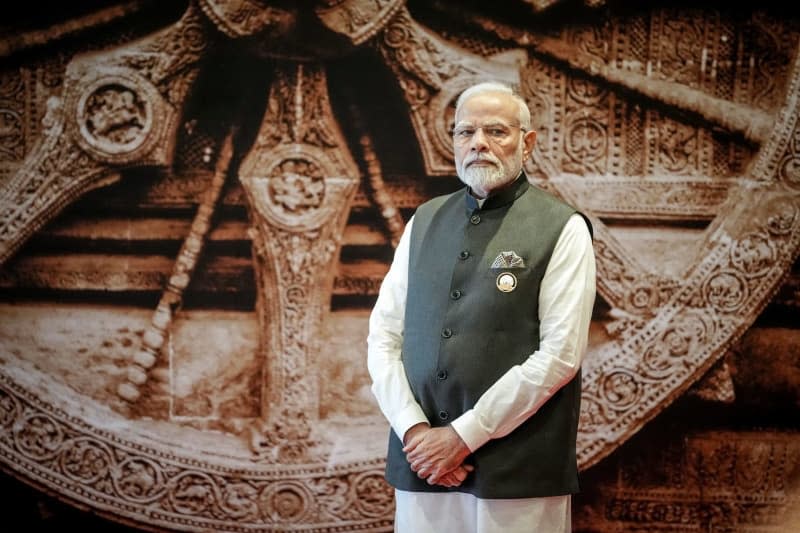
left=453, top=91, right=536, bottom=198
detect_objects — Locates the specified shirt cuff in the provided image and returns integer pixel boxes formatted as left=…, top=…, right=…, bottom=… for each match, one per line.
left=392, top=404, right=429, bottom=442
left=450, top=409, right=491, bottom=452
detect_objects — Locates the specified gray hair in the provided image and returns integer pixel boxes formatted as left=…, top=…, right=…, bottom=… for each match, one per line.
left=454, top=81, right=531, bottom=129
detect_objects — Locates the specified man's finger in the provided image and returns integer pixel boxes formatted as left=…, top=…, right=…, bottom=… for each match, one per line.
left=409, top=456, right=428, bottom=471
left=406, top=443, right=432, bottom=461
left=427, top=466, right=448, bottom=485
left=402, top=439, right=420, bottom=454
left=433, top=471, right=460, bottom=487
left=415, top=464, right=431, bottom=478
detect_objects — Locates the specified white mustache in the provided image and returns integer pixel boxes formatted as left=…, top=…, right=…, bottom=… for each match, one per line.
left=465, top=153, right=501, bottom=167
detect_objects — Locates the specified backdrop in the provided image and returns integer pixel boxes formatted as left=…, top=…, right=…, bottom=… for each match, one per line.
left=0, top=0, right=798, bottom=531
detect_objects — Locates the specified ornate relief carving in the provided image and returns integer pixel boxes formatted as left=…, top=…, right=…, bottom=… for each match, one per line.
left=0, top=5, right=208, bottom=265
left=553, top=176, right=734, bottom=220
left=579, top=184, right=800, bottom=468
left=112, top=457, right=166, bottom=503
left=562, top=77, right=611, bottom=175
left=315, top=0, right=404, bottom=45
left=239, top=63, right=359, bottom=462
left=0, top=107, right=23, bottom=162
left=268, top=159, right=326, bottom=214
left=652, top=116, right=699, bottom=175
left=589, top=234, right=662, bottom=315
left=0, top=376, right=395, bottom=530
left=0, top=47, right=71, bottom=184
left=469, top=5, right=774, bottom=157
left=549, top=177, right=674, bottom=320
left=687, top=358, right=736, bottom=403
left=0, top=3, right=798, bottom=531
left=198, top=0, right=296, bottom=38
left=498, top=14, right=798, bottom=472
left=568, top=18, right=800, bottom=468
left=596, top=431, right=800, bottom=531
left=74, top=70, right=164, bottom=162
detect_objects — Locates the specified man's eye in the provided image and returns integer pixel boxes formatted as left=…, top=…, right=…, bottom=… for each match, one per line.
left=487, top=127, right=507, bottom=137
left=455, top=129, right=474, bottom=138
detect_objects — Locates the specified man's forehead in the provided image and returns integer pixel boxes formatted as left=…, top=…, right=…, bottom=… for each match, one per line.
left=456, top=91, right=517, bottom=122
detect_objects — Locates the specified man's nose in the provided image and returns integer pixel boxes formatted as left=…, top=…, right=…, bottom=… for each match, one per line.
left=470, top=128, right=489, bottom=151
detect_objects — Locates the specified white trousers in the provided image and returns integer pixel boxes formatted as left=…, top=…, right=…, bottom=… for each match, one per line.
left=394, top=490, right=571, bottom=533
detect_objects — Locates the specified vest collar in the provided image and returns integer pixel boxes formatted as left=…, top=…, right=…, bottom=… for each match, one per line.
left=465, top=174, right=529, bottom=212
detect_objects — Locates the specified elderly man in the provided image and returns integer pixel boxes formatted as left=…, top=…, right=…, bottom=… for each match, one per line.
left=367, top=81, right=596, bottom=532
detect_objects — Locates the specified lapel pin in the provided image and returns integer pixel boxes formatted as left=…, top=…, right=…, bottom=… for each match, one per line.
left=496, top=272, right=517, bottom=292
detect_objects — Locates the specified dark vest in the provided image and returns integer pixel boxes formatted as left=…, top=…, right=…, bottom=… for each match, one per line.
left=384, top=177, right=586, bottom=498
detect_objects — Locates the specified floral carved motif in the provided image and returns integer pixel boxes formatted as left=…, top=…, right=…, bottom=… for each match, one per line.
left=78, top=81, right=150, bottom=153
left=268, top=159, right=326, bottom=215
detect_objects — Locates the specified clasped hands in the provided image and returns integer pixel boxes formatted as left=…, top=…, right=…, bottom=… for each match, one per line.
left=402, top=422, right=473, bottom=487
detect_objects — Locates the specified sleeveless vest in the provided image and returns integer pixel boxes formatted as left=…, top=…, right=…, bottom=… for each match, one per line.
left=385, top=177, right=586, bottom=498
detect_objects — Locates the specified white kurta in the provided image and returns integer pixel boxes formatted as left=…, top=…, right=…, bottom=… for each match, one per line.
left=367, top=211, right=596, bottom=533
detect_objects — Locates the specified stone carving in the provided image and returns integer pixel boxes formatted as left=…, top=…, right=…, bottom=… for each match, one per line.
left=268, top=159, right=326, bottom=214
left=73, top=70, right=165, bottom=163
left=554, top=177, right=734, bottom=220
left=0, top=375, right=394, bottom=530
left=197, top=0, right=295, bottom=38
left=589, top=431, right=800, bottom=531
left=315, top=0, right=404, bottom=45
left=687, top=358, right=736, bottom=403
left=579, top=178, right=800, bottom=467
left=238, top=63, right=359, bottom=463
left=0, top=2, right=798, bottom=531
left=0, top=4, right=208, bottom=264
left=0, top=108, right=23, bottom=162
left=77, top=79, right=151, bottom=154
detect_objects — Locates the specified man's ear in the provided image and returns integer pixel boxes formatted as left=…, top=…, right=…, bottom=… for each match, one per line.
left=522, top=129, right=537, bottom=159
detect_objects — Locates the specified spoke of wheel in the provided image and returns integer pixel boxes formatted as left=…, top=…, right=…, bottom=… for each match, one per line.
left=117, top=131, right=236, bottom=404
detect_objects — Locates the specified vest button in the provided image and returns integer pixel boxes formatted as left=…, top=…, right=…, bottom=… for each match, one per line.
left=459, top=250, right=470, bottom=260
left=437, top=370, right=448, bottom=380
left=450, top=289, right=461, bottom=300
left=441, top=328, right=452, bottom=338
left=470, top=214, right=481, bottom=225
left=438, top=410, right=449, bottom=420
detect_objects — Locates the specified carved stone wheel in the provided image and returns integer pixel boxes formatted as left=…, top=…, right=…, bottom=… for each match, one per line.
left=0, top=1, right=798, bottom=531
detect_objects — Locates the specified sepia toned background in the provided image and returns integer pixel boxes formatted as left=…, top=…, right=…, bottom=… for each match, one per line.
left=0, top=0, right=798, bottom=531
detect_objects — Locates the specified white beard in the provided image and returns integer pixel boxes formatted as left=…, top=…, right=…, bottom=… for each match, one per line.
left=457, top=150, right=524, bottom=197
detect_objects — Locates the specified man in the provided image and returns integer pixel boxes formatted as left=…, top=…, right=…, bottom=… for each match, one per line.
left=367, top=81, right=596, bottom=532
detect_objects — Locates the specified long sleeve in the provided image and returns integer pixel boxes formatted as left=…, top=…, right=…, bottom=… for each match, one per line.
left=367, top=216, right=428, bottom=442
left=450, top=214, right=596, bottom=452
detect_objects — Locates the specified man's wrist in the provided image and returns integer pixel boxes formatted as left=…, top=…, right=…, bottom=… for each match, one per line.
left=393, top=404, right=429, bottom=442
left=402, top=421, right=430, bottom=445
left=450, top=410, right=491, bottom=452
